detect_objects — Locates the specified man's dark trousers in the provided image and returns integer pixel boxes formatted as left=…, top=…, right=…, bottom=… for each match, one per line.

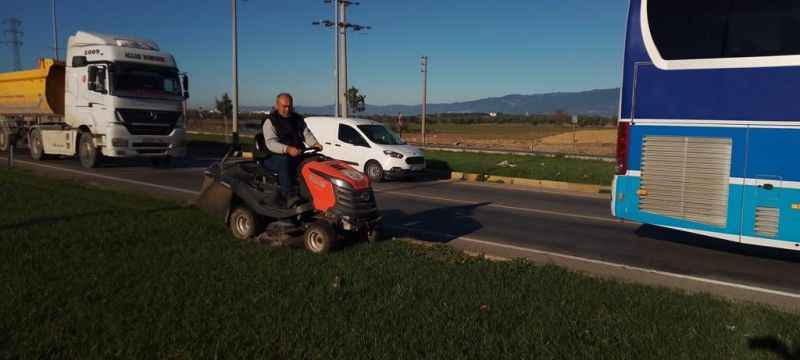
left=263, top=155, right=301, bottom=196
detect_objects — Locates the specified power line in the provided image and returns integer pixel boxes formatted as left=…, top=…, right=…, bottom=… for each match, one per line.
left=313, top=0, right=371, bottom=118
left=2, top=18, right=23, bottom=71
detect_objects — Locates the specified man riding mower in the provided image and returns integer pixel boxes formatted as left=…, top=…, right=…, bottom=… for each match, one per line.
left=196, top=93, right=382, bottom=253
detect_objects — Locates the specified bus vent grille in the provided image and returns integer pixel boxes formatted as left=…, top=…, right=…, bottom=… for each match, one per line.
left=639, top=136, right=732, bottom=228
left=755, top=207, right=780, bottom=237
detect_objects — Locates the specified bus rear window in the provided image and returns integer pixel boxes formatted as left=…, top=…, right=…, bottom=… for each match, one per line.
left=648, top=0, right=800, bottom=60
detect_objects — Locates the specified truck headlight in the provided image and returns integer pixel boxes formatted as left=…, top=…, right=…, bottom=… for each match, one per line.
left=383, top=150, right=404, bottom=159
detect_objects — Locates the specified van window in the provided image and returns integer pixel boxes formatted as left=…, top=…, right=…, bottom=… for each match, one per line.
left=648, top=0, right=800, bottom=60
left=338, top=124, right=369, bottom=147
left=357, top=125, right=406, bottom=145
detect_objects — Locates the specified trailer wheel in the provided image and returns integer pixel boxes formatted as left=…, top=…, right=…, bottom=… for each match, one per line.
left=229, top=206, right=264, bottom=240
left=29, top=128, right=46, bottom=161
left=304, top=221, right=336, bottom=254
left=78, top=131, right=102, bottom=168
left=0, top=126, right=9, bottom=152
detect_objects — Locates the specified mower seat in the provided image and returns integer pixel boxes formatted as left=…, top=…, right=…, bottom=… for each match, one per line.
left=255, top=133, right=267, bottom=152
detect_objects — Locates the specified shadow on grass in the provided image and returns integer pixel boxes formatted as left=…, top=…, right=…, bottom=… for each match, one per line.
left=0, top=206, right=185, bottom=232
left=634, top=225, right=800, bottom=263
left=381, top=202, right=490, bottom=243
left=749, top=336, right=800, bottom=360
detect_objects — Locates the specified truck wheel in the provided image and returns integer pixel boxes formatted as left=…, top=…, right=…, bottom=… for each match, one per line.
left=229, top=206, right=265, bottom=240
left=304, top=221, right=336, bottom=254
left=78, top=131, right=102, bottom=168
left=29, top=128, right=46, bottom=161
left=365, top=160, right=384, bottom=183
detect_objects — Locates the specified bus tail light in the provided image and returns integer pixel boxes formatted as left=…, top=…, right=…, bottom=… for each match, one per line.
left=615, top=122, right=631, bottom=175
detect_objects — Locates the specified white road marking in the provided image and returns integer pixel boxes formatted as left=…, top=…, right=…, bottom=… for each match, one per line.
left=1, top=158, right=201, bottom=196
left=12, top=156, right=798, bottom=301
left=388, top=225, right=800, bottom=300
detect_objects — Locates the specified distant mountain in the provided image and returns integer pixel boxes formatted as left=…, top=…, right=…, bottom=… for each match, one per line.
left=244, top=88, right=620, bottom=117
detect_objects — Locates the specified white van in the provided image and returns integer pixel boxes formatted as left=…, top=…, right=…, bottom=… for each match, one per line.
left=304, top=117, right=425, bottom=182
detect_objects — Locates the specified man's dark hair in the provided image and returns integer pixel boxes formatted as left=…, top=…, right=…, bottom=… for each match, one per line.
left=276, top=93, right=293, bottom=102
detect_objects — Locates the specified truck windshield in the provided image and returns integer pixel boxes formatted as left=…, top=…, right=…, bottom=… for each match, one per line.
left=112, top=62, right=182, bottom=100
left=357, top=124, right=406, bottom=145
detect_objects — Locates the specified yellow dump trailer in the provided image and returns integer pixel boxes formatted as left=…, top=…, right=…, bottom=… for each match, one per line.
left=0, top=58, right=65, bottom=116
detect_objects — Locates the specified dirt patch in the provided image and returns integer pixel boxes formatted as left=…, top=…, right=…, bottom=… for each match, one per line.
left=403, top=128, right=617, bottom=157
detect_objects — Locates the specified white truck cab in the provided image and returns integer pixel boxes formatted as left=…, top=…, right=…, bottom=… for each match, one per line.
left=64, top=31, right=188, bottom=166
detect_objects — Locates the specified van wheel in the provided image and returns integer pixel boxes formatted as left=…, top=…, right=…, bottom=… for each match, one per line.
left=78, top=131, right=102, bottom=168
left=29, top=128, right=46, bottom=161
left=229, top=206, right=265, bottom=240
left=365, top=160, right=384, bottom=182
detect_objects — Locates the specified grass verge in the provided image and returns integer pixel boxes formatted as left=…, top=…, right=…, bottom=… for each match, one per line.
left=188, top=133, right=614, bottom=185
left=1, top=169, right=799, bottom=358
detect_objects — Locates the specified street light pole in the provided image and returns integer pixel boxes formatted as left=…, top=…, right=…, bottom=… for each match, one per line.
left=51, top=0, right=58, bottom=60
left=421, top=56, right=428, bottom=146
left=338, top=0, right=349, bottom=118
left=334, top=0, right=339, bottom=118
left=231, top=0, right=240, bottom=147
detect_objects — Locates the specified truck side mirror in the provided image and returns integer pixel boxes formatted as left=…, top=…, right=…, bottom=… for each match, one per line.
left=181, top=74, right=190, bottom=99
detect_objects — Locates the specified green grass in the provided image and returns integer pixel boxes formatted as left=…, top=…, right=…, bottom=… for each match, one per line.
left=1, top=169, right=800, bottom=358
left=424, top=150, right=614, bottom=185
left=188, top=133, right=614, bottom=185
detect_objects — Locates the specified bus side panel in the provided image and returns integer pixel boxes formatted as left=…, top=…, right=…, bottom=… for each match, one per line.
left=615, top=125, right=747, bottom=240
left=741, top=128, right=800, bottom=246
left=633, top=65, right=800, bottom=122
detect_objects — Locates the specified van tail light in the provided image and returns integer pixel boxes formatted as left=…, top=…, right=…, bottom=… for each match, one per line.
left=615, top=121, right=631, bottom=175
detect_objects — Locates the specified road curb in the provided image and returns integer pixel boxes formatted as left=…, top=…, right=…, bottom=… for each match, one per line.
left=450, top=171, right=611, bottom=195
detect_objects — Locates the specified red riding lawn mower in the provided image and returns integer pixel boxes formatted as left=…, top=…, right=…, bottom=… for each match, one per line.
left=197, top=134, right=382, bottom=254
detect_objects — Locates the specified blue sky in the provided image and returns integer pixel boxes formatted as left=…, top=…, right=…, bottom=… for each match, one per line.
left=3, top=0, right=628, bottom=108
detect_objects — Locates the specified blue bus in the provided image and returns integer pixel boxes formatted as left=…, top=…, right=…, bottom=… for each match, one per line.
left=612, top=0, right=800, bottom=250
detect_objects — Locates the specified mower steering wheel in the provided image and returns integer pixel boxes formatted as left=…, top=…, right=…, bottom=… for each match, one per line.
left=302, top=148, right=321, bottom=155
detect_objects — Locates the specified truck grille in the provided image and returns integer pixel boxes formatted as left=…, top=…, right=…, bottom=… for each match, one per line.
left=406, top=156, right=424, bottom=165
left=117, top=109, right=180, bottom=136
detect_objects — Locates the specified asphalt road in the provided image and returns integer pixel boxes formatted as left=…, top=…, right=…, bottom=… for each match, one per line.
left=5, top=144, right=800, bottom=309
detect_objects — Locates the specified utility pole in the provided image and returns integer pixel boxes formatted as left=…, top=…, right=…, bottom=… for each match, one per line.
left=2, top=18, right=23, bottom=71
left=421, top=56, right=428, bottom=146
left=231, top=0, right=240, bottom=147
left=51, top=0, right=59, bottom=60
left=314, top=0, right=370, bottom=118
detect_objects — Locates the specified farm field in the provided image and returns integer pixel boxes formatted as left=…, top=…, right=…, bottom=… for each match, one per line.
left=187, top=119, right=618, bottom=157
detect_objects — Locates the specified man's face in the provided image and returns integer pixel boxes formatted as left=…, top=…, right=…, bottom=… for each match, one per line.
left=276, top=96, right=292, bottom=117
